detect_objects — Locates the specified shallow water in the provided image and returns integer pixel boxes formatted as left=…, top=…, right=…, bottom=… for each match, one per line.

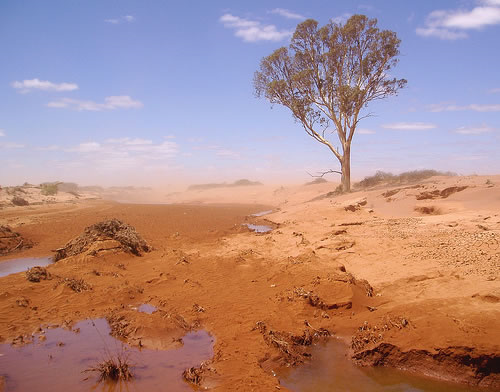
left=279, top=338, right=482, bottom=392
left=0, top=257, right=53, bottom=278
left=0, top=318, right=214, bottom=391
left=137, top=303, right=157, bottom=314
left=243, top=223, right=272, bottom=233
left=251, top=210, right=273, bottom=217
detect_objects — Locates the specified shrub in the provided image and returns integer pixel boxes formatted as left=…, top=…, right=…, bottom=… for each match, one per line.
left=12, top=196, right=29, bottom=206
left=355, top=170, right=456, bottom=189
left=41, top=183, right=58, bottom=196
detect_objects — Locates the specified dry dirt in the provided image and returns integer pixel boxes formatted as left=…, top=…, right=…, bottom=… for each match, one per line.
left=0, top=175, right=499, bottom=391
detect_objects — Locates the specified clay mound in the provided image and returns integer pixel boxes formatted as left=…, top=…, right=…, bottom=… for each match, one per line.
left=416, top=186, right=468, bottom=200
left=0, top=225, right=33, bottom=255
left=54, top=219, right=151, bottom=261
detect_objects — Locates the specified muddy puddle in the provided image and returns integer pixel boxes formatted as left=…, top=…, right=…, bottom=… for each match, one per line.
left=137, top=303, right=157, bottom=314
left=243, top=223, right=272, bottom=233
left=279, top=338, right=482, bottom=392
left=0, top=257, right=53, bottom=278
left=251, top=210, right=273, bottom=217
left=0, top=318, right=214, bottom=391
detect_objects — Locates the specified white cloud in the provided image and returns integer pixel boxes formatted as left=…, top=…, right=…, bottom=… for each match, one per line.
left=357, top=128, right=376, bottom=134
left=332, top=13, right=352, bottom=24
left=429, top=103, right=500, bottom=112
left=382, top=122, right=437, bottom=130
left=0, top=142, right=25, bottom=149
left=417, top=2, right=500, bottom=40
left=62, top=138, right=179, bottom=171
left=0, top=129, right=5, bottom=137
left=105, top=15, right=135, bottom=24
left=489, top=88, right=500, bottom=93
left=11, top=78, right=78, bottom=93
left=270, top=8, right=305, bottom=20
left=455, top=125, right=495, bottom=134
left=47, top=95, right=143, bottom=111
left=220, top=13, right=292, bottom=42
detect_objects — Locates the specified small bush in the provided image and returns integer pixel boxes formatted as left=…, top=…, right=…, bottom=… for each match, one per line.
left=12, top=196, right=29, bottom=206
left=41, top=183, right=58, bottom=196
left=355, top=170, right=456, bottom=189
left=86, top=355, right=133, bottom=382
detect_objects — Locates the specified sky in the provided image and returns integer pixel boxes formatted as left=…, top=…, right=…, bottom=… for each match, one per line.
left=1, top=0, right=499, bottom=188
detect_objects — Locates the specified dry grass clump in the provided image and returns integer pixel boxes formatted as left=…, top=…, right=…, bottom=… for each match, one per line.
left=356, top=170, right=456, bottom=189
left=63, top=278, right=91, bottom=292
left=86, top=355, right=133, bottom=382
left=26, top=266, right=51, bottom=282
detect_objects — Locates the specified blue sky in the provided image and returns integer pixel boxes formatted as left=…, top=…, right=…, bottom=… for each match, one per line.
left=1, top=0, right=499, bottom=187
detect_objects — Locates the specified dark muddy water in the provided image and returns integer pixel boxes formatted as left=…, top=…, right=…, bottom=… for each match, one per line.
left=0, top=318, right=214, bottom=391
left=279, top=338, right=482, bottom=392
left=0, top=257, right=53, bottom=278
left=243, top=223, right=272, bottom=233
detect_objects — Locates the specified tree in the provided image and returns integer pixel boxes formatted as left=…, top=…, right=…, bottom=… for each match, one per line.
left=254, top=15, right=407, bottom=192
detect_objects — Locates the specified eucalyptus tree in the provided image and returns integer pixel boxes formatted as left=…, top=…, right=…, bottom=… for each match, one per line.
left=254, top=15, right=406, bottom=192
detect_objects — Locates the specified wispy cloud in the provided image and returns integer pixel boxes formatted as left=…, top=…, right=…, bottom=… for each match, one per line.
left=105, top=15, right=135, bottom=24
left=192, top=143, right=241, bottom=159
left=357, top=128, right=376, bottom=134
left=269, top=8, right=305, bottom=20
left=417, top=1, right=500, bottom=40
left=489, top=87, right=500, bottom=93
left=0, top=129, right=5, bottom=137
left=12, top=78, right=78, bottom=93
left=429, top=103, right=500, bottom=112
left=454, top=125, right=496, bottom=134
left=382, top=122, right=437, bottom=130
left=62, top=138, right=179, bottom=170
left=331, top=13, right=352, bottom=24
left=219, top=13, right=292, bottom=42
left=0, top=142, right=25, bottom=149
left=47, top=95, right=143, bottom=111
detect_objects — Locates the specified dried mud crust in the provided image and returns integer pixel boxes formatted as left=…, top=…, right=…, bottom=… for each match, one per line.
left=0, top=225, right=34, bottom=255
left=415, top=186, right=468, bottom=200
left=352, top=343, right=500, bottom=389
left=54, top=219, right=151, bottom=261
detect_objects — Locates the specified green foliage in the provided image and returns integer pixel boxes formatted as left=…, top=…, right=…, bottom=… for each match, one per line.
left=41, top=183, right=58, bottom=196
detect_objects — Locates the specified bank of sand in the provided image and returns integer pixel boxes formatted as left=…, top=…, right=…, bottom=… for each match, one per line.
left=0, top=175, right=499, bottom=390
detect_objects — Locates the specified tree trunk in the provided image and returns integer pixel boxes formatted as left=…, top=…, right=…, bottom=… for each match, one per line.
left=341, top=144, right=351, bottom=192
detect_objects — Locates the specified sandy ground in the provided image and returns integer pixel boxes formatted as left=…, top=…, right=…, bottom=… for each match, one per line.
left=0, top=175, right=499, bottom=390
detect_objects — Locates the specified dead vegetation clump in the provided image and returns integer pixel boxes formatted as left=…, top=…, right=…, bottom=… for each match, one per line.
left=351, top=316, right=411, bottom=352
left=415, top=206, right=442, bottom=215
left=26, top=266, right=51, bottom=282
left=60, top=277, right=91, bottom=292
left=54, top=219, right=151, bottom=261
left=11, top=196, right=29, bottom=206
left=85, top=355, right=133, bottom=382
left=254, top=321, right=330, bottom=366
left=0, top=225, right=33, bottom=255
left=182, top=361, right=214, bottom=386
